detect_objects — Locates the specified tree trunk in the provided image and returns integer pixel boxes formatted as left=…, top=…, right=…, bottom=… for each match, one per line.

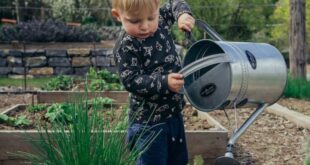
left=289, top=0, right=307, bottom=79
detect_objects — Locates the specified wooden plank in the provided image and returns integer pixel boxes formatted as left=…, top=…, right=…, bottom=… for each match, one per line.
left=0, top=130, right=227, bottom=162
left=37, top=91, right=129, bottom=104
left=198, top=110, right=227, bottom=131
left=1, top=18, right=17, bottom=24
left=267, top=103, right=310, bottom=130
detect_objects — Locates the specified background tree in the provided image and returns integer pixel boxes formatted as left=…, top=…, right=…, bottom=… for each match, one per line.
left=42, top=0, right=113, bottom=24
left=172, top=0, right=278, bottom=44
left=0, top=1, right=12, bottom=19
left=289, top=0, right=307, bottom=79
left=270, top=0, right=310, bottom=53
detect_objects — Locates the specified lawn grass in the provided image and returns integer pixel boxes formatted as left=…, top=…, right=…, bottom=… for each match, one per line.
left=283, top=75, right=310, bottom=100
left=0, top=76, right=54, bottom=88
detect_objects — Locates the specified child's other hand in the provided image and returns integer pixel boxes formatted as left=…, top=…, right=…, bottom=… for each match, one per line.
left=168, top=73, right=184, bottom=93
left=178, top=13, right=195, bottom=32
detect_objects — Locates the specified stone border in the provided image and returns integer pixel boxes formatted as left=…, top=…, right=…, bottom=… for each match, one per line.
left=0, top=104, right=227, bottom=164
left=0, top=42, right=185, bottom=77
left=267, top=103, right=310, bottom=130
left=0, top=46, right=117, bottom=76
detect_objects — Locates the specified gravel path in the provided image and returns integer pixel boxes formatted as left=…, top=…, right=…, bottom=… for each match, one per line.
left=208, top=107, right=310, bottom=165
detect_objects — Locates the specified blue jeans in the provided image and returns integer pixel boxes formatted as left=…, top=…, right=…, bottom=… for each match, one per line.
left=127, top=113, right=188, bottom=165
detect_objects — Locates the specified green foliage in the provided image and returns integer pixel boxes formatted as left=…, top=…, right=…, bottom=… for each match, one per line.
left=14, top=98, right=155, bottom=165
left=14, top=115, right=30, bottom=127
left=270, top=0, right=310, bottom=51
left=42, top=0, right=90, bottom=22
left=172, top=0, right=278, bottom=44
left=0, top=0, right=13, bottom=19
left=89, top=97, right=115, bottom=106
left=42, top=75, right=73, bottom=91
left=27, top=104, right=49, bottom=113
left=45, top=103, right=74, bottom=123
left=193, top=155, right=204, bottom=165
left=87, top=68, right=124, bottom=91
left=42, top=0, right=114, bottom=25
left=283, top=75, right=310, bottom=100
left=0, top=114, right=30, bottom=127
left=0, top=77, right=53, bottom=88
left=0, top=114, right=9, bottom=122
left=88, top=68, right=119, bottom=83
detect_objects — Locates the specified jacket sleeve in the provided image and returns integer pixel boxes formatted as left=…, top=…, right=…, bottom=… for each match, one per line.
left=160, top=0, right=192, bottom=28
left=117, top=42, right=169, bottom=97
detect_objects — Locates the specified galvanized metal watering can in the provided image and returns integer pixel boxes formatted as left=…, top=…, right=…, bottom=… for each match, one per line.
left=179, top=20, right=287, bottom=165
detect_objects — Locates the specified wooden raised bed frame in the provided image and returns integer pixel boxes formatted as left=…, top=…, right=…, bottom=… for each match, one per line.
left=0, top=104, right=227, bottom=165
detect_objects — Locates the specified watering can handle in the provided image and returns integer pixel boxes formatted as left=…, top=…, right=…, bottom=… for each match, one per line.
left=185, top=19, right=224, bottom=47
left=179, top=53, right=230, bottom=78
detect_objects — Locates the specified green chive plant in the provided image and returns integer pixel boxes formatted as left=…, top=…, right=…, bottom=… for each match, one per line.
left=15, top=96, right=156, bottom=165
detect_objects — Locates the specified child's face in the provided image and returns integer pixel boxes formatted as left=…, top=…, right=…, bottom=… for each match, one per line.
left=112, top=9, right=159, bottom=39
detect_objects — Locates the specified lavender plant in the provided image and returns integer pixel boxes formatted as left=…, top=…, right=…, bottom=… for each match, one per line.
left=0, top=19, right=101, bottom=42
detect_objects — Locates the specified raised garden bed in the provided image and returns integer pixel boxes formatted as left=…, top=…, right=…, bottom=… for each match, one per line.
left=0, top=104, right=227, bottom=164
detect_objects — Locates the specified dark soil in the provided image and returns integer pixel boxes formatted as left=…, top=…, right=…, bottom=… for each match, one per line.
left=0, top=102, right=213, bottom=131
left=0, top=94, right=36, bottom=113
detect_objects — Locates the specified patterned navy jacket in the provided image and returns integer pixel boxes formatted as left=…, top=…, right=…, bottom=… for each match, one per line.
left=113, top=0, right=192, bottom=124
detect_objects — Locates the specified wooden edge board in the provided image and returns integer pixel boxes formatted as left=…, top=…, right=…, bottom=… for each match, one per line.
left=267, top=103, right=310, bottom=130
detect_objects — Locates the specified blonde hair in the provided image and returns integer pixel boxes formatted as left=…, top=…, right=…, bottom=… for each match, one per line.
left=112, top=0, right=160, bottom=14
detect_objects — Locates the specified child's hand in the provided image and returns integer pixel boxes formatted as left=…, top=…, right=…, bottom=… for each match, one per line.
left=178, top=13, right=195, bottom=32
left=168, top=73, right=184, bottom=93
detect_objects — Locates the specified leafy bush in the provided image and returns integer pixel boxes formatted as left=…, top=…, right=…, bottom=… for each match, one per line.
left=0, top=19, right=101, bottom=42
left=42, top=75, right=73, bottom=91
left=283, top=75, right=310, bottom=100
left=87, top=68, right=124, bottom=91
